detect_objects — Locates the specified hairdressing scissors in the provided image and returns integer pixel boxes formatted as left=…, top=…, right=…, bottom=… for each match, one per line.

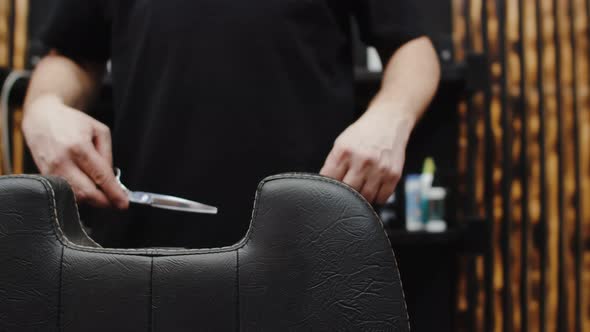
left=115, top=168, right=218, bottom=215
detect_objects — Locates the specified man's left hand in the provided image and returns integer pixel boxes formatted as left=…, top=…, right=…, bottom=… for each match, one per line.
left=320, top=107, right=415, bottom=204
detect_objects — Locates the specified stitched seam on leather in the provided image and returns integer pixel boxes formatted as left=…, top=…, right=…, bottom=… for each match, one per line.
left=0, top=174, right=409, bottom=329
left=0, top=175, right=71, bottom=247
left=0, top=174, right=403, bottom=263
left=255, top=174, right=411, bottom=330
left=54, top=178, right=101, bottom=248
left=0, top=175, right=284, bottom=256
left=241, top=173, right=383, bottom=249
left=0, top=176, right=242, bottom=255
left=68, top=186, right=102, bottom=248
left=149, top=257, right=154, bottom=332
left=236, top=251, right=240, bottom=332
left=0, top=174, right=273, bottom=255
left=80, top=225, right=102, bottom=248
left=58, top=246, right=64, bottom=332
left=8, top=175, right=69, bottom=332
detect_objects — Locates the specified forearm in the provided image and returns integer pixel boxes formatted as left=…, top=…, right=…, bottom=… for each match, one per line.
left=24, top=52, right=105, bottom=113
left=365, top=36, right=441, bottom=127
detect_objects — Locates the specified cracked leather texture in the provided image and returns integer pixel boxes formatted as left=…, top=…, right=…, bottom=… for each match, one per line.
left=0, top=173, right=409, bottom=331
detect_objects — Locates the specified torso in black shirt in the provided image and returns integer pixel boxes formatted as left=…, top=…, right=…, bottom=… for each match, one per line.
left=42, top=0, right=422, bottom=248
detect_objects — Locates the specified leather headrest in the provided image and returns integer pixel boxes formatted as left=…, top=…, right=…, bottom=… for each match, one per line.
left=0, top=173, right=409, bottom=331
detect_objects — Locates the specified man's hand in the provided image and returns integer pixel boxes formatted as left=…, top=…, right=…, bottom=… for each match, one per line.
left=22, top=95, right=129, bottom=209
left=320, top=107, right=415, bottom=204
left=322, top=37, right=440, bottom=204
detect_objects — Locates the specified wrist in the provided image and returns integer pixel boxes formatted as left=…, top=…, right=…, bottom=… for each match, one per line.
left=351, top=104, right=415, bottom=148
left=364, top=101, right=418, bottom=137
left=24, top=94, right=64, bottom=115
left=22, top=95, right=64, bottom=135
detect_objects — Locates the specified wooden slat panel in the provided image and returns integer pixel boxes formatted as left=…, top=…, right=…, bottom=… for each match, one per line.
left=12, top=0, right=26, bottom=69
left=9, top=0, right=28, bottom=174
left=454, top=0, right=590, bottom=330
left=11, top=109, right=22, bottom=173
left=0, top=0, right=11, bottom=67
left=0, top=0, right=12, bottom=175
left=573, top=0, right=590, bottom=329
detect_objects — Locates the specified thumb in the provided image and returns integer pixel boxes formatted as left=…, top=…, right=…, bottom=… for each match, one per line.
left=73, top=143, right=129, bottom=210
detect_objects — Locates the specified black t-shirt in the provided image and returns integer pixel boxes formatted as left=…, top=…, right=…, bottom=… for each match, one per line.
left=41, top=0, right=424, bottom=248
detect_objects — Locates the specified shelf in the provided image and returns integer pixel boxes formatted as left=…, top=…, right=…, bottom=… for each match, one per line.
left=385, top=218, right=489, bottom=254
left=354, top=62, right=467, bottom=86
left=387, top=228, right=462, bottom=247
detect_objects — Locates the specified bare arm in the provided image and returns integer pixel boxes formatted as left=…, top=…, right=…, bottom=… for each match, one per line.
left=369, top=36, right=440, bottom=128
left=24, top=52, right=103, bottom=110
left=321, top=37, right=440, bottom=204
left=22, top=52, right=128, bottom=209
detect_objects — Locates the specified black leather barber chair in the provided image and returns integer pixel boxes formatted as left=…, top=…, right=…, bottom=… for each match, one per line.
left=0, top=173, right=409, bottom=331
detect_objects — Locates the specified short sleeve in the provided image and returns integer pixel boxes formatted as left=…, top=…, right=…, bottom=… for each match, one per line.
left=353, top=0, right=426, bottom=57
left=39, top=0, right=111, bottom=63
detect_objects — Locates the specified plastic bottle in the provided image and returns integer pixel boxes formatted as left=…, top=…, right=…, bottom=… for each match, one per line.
left=420, top=158, right=436, bottom=224
left=405, top=174, right=423, bottom=232
left=425, top=187, right=447, bottom=233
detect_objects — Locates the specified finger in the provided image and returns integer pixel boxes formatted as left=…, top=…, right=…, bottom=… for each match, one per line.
left=63, top=165, right=110, bottom=208
left=375, top=179, right=398, bottom=205
left=92, top=123, right=113, bottom=167
left=359, top=169, right=381, bottom=203
left=356, top=149, right=400, bottom=204
left=342, top=168, right=366, bottom=192
left=320, top=157, right=349, bottom=181
left=320, top=160, right=348, bottom=181
left=320, top=147, right=350, bottom=180
left=71, top=143, right=129, bottom=209
left=372, top=149, right=401, bottom=203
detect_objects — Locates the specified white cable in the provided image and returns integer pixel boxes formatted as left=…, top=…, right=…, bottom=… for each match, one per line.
left=1, top=70, right=31, bottom=174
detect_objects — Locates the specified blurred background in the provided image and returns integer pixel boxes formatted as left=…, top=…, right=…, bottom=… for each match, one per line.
left=0, top=0, right=590, bottom=331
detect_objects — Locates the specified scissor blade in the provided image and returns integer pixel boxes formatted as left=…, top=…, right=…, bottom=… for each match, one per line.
left=128, top=191, right=153, bottom=205
left=149, top=193, right=218, bottom=214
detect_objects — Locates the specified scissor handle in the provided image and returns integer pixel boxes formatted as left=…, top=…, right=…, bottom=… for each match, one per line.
left=114, top=168, right=129, bottom=192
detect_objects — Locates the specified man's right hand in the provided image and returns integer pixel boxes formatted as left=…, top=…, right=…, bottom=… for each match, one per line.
left=22, top=95, right=129, bottom=209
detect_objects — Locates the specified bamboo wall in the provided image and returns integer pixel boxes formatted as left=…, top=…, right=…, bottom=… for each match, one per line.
left=454, top=0, right=590, bottom=331
left=0, top=0, right=10, bottom=175
left=0, top=0, right=29, bottom=175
